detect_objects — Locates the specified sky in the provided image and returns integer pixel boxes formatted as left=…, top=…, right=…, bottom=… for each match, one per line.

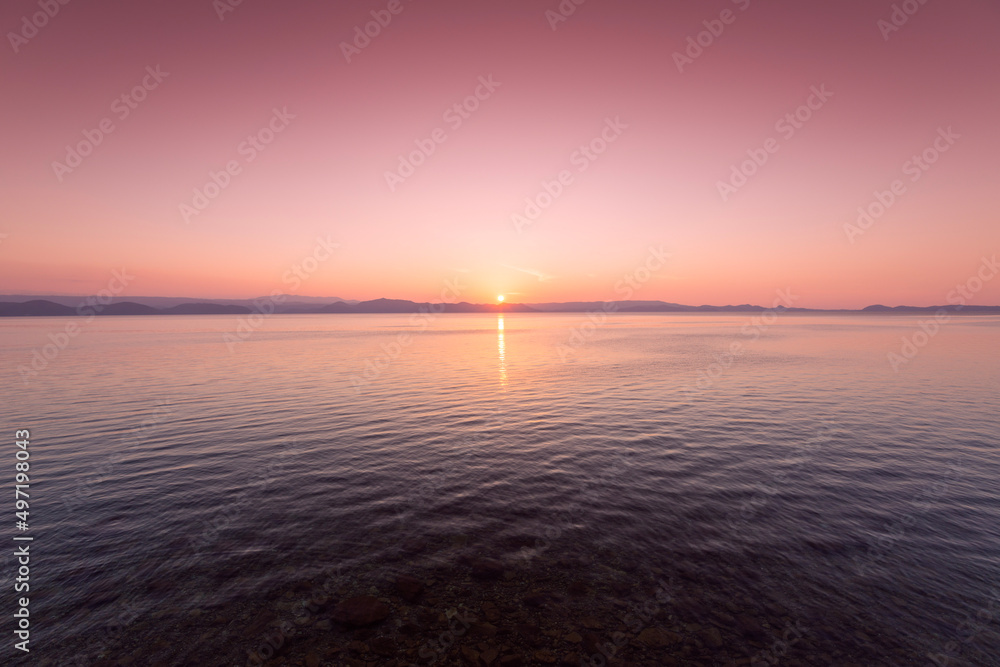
left=1, top=0, right=998, bottom=308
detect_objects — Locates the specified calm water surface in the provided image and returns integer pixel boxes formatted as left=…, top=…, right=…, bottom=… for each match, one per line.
left=1, top=313, right=998, bottom=665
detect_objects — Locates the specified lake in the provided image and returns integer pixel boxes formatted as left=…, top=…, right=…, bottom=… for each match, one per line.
left=2, top=313, right=998, bottom=665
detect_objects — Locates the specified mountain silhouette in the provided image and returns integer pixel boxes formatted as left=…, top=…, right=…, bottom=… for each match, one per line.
left=1, top=298, right=998, bottom=317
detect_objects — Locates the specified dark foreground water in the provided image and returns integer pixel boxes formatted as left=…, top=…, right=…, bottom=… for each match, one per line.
left=1, top=313, right=998, bottom=666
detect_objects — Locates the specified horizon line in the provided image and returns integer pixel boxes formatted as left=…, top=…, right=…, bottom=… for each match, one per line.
left=2, top=294, right=999, bottom=313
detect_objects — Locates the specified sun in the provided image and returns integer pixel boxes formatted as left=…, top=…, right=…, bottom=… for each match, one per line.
left=497, top=295, right=505, bottom=303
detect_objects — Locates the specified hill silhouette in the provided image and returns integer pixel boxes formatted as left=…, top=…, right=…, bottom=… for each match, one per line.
left=1, top=298, right=998, bottom=317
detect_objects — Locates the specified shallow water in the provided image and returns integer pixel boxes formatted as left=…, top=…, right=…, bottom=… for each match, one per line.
left=2, top=313, right=998, bottom=665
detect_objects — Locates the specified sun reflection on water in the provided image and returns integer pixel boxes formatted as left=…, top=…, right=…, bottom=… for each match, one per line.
left=498, top=315, right=507, bottom=390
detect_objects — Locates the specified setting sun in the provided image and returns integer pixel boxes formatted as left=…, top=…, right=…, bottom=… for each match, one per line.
left=497, top=295, right=505, bottom=303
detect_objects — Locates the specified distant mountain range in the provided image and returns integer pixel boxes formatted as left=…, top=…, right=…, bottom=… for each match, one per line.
left=0, top=294, right=357, bottom=310
left=1, top=295, right=999, bottom=317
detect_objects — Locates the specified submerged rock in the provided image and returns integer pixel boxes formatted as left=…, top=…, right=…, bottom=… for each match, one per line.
left=471, top=558, right=506, bottom=581
left=395, top=574, right=424, bottom=602
left=700, top=625, right=723, bottom=648
left=331, top=596, right=390, bottom=627
left=533, top=649, right=558, bottom=664
left=636, top=627, right=682, bottom=647
left=481, top=600, right=501, bottom=622
left=370, top=636, right=397, bottom=656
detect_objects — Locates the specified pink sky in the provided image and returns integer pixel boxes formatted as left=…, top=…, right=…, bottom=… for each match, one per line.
left=1, top=0, right=998, bottom=308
